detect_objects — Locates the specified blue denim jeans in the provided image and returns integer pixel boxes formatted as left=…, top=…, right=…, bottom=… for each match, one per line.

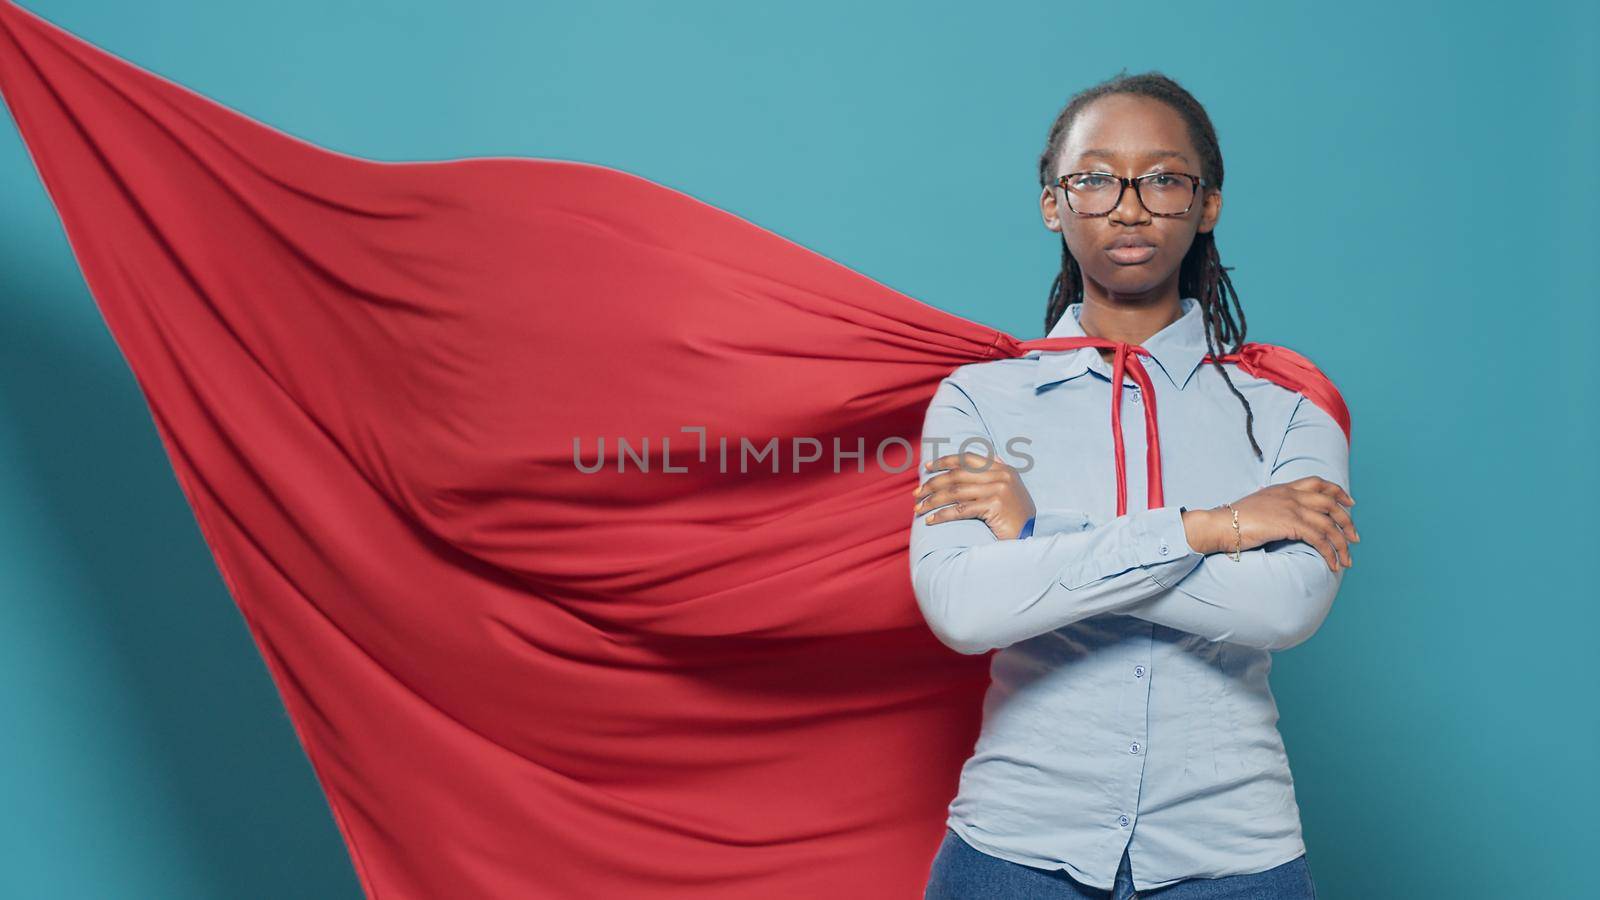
left=925, top=826, right=1318, bottom=899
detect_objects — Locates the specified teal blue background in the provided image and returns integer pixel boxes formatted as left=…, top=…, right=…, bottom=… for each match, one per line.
left=1, top=1, right=1594, bottom=896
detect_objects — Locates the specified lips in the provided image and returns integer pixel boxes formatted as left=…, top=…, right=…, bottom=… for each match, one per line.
left=1107, top=246, right=1157, bottom=265
left=1105, top=240, right=1157, bottom=265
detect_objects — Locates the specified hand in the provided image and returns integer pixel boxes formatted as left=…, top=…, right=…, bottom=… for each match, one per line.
left=913, top=451, right=1037, bottom=540
left=1182, top=476, right=1358, bottom=571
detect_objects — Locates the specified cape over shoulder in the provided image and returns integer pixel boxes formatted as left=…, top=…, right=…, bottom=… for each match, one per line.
left=1215, top=341, right=1351, bottom=444
left=963, top=334, right=1351, bottom=446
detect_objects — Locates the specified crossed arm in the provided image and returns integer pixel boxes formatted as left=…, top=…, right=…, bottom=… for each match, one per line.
left=908, top=376, right=1349, bottom=655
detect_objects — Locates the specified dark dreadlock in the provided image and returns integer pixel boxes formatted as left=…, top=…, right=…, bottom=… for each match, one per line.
left=1037, top=70, right=1261, bottom=458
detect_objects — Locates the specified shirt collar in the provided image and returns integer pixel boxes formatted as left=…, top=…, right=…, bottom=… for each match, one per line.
left=1030, top=296, right=1210, bottom=392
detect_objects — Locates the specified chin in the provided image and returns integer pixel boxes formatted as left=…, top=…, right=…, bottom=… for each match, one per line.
left=1091, top=271, right=1171, bottom=296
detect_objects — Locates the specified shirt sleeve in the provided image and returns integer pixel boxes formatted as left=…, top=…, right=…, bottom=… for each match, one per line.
left=908, top=374, right=1205, bottom=655
left=1113, top=395, right=1351, bottom=650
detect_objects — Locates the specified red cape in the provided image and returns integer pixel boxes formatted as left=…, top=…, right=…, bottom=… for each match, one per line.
left=0, top=4, right=1349, bottom=896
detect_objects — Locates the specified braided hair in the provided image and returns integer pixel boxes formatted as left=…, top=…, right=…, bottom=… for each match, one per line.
left=1037, top=71, right=1261, bottom=458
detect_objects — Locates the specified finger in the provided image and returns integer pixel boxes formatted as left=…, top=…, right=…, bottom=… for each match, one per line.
left=1300, top=476, right=1354, bottom=507
left=1288, top=476, right=1340, bottom=499
left=1312, top=532, right=1341, bottom=571
left=1303, top=509, right=1351, bottom=569
left=915, top=466, right=1001, bottom=503
left=915, top=483, right=992, bottom=513
left=1313, top=508, right=1351, bottom=568
left=924, top=450, right=1008, bottom=477
left=1324, top=515, right=1352, bottom=568
left=1319, top=479, right=1356, bottom=509
left=923, top=497, right=995, bottom=526
left=1295, top=491, right=1360, bottom=542
left=954, top=451, right=1003, bottom=475
left=915, top=466, right=969, bottom=499
left=916, top=456, right=961, bottom=487
left=922, top=500, right=963, bottom=526
left=1294, top=514, right=1341, bottom=571
left=1327, top=505, right=1359, bottom=543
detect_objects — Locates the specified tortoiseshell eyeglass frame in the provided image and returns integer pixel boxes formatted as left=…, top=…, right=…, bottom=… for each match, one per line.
left=1051, top=171, right=1209, bottom=217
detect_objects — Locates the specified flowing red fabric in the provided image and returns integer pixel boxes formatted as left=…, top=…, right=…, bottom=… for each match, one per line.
left=0, top=4, right=1350, bottom=897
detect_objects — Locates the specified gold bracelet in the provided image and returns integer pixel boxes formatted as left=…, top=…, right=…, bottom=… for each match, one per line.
left=1222, top=502, right=1242, bottom=561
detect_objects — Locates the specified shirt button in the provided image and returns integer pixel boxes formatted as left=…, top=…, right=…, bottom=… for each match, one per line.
left=1129, top=390, right=1142, bottom=404
left=1119, top=815, right=1130, bottom=827
left=1129, top=742, right=1141, bottom=754
left=1158, top=540, right=1169, bottom=556
left=1134, top=665, right=1145, bottom=678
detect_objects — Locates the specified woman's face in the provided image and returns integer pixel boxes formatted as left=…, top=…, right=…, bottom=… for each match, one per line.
left=1039, top=94, right=1222, bottom=304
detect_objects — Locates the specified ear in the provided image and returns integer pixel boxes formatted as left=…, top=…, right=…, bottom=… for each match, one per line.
left=1040, top=186, right=1064, bottom=233
left=1197, top=187, right=1222, bottom=235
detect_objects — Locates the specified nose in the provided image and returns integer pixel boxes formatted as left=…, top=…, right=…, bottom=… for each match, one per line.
left=1111, top=177, right=1151, bottom=225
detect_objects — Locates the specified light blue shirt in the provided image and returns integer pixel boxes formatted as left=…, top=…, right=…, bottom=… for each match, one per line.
left=909, top=297, right=1349, bottom=892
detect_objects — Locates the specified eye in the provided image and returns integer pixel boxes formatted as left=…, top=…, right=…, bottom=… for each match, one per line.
left=1070, top=173, right=1114, bottom=190
left=1145, top=173, right=1179, bottom=187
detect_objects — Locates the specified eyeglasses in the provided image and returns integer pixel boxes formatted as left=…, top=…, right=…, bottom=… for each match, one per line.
left=1051, top=171, right=1208, bottom=217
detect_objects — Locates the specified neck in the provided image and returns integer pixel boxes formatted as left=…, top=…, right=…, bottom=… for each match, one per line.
left=1077, top=293, right=1184, bottom=349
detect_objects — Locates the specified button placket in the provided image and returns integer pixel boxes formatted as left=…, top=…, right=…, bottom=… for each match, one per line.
left=1118, top=641, right=1155, bottom=839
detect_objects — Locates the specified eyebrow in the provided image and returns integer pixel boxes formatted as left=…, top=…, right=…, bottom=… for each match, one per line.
left=1075, top=148, right=1190, bottom=165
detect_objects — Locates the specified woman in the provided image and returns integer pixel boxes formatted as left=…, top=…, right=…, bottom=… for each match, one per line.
left=911, top=72, right=1356, bottom=899
left=0, top=4, right=1356, bottom=892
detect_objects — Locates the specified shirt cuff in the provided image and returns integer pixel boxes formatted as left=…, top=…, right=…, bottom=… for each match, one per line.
left=1141, top=506, right=1199, bottom=587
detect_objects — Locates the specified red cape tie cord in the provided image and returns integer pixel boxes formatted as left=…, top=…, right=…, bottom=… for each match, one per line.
left=1005, top=337, right=1353, bottom=516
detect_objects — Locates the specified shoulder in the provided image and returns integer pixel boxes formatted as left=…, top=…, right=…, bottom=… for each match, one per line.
left=946, top=355, right=1035, bottom=386
left=919, top=357, right=1038, bottom=433
left=937, top=356, right=1036, bottom=402
left=1207, top=341, right=1352, bottom=444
